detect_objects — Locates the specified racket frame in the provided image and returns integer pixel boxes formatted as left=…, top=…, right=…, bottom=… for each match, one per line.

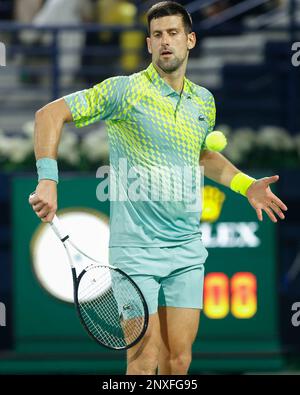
left=50, top=215, right=149, bottom=350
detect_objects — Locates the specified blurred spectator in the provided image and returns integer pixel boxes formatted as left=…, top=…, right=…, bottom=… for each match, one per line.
left=82, top=0, right=145, bottom=84
left=14, top=0, right=43, bottom=23
left=97, top=0, right=145, bottom=72
left=20, top=0, right=93, bottom=85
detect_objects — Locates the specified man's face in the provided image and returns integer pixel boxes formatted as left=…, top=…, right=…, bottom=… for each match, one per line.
left=147, top=15, right=196, bottom=73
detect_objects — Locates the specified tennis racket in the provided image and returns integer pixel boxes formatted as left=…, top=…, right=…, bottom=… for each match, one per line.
left=30, top=199, right=149, bottom=350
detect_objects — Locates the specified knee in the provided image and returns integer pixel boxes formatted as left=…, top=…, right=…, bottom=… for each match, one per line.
left=167, top=352, right=192, bottom=372
left=127, top=334, right=160, bottom=375
left=127, top=353, right=159, bottom=375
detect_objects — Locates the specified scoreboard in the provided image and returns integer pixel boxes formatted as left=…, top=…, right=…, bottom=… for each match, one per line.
left=1, top=174, right=284, bottom=374
left=203, top=271, right=257, bottom=320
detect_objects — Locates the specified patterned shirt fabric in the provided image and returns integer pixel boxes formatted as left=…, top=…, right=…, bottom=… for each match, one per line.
left=64, top=63, right=216, bottom=247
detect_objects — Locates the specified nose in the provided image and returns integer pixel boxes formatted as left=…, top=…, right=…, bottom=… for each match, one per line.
left=161, top=32, right=170, bottom=46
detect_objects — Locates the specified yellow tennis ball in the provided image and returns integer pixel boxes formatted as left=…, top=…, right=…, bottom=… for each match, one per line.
left=205, top=131, right=227, bottom=152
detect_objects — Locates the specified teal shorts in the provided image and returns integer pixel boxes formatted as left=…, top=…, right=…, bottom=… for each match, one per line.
left=109, top=239, right=208, bottom=315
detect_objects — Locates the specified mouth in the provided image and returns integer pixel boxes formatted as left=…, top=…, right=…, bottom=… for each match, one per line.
left=160, top=50, right=173, bottom=56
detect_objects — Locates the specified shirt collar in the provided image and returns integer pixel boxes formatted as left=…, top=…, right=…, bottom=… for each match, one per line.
left=145, top=63, right=193, bottom=98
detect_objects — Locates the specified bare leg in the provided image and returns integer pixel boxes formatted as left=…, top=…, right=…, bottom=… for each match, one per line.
left=126, top=313, right=161, bottom=375
left=157, top=307, right=200, bottom=375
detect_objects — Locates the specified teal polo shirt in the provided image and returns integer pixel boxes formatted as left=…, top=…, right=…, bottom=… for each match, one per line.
left=64, top=63, right=216, bottom=247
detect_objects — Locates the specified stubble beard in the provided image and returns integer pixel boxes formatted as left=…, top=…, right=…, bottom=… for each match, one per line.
left=156, top=52, right=187, bottom=74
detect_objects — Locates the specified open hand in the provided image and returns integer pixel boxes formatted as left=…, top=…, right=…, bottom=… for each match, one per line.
left=246, top=175, right=288, bottom=223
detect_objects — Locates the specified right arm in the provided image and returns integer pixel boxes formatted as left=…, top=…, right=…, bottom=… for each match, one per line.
left=29, top=98, right=73, bottom=222
left=30, top=76, right=129, bottom=222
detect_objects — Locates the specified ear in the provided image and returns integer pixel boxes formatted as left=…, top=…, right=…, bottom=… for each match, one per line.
left=146, top=37, right=152, bottom=54
left=187, top=32, right=196, bottom=50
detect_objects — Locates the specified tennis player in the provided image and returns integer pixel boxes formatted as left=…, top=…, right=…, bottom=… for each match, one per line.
left=29, top=1, right=287, bottom=375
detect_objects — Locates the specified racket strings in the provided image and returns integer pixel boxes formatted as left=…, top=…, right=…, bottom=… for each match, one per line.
left=79, top=276, right=144, bottom=347
left=77, top=266, right=146, bottom=349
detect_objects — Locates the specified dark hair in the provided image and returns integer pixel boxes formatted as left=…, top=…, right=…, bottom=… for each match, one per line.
left=147, top=1, right=193, bottom=34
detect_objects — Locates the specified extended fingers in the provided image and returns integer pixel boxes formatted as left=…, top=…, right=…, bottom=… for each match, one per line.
left=271, top=195, right=288, bottom=212
left=264, top=206, right=277, bottom=223
left=256, top=208, right=263, bottom=222
left=256, top=201, right=286, bottom=223
left=270, top=201, right=285, bottom=220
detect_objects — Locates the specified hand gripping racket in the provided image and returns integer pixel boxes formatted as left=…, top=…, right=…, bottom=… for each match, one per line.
left=30, top=201, right=149, bottom=350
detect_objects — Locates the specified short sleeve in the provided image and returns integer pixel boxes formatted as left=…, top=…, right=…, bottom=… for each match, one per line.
left=64, top=76, right=129, bottom=128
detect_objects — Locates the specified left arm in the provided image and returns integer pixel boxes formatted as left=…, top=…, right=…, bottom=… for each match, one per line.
left=200, top=150, right=239, bottom=188
left=200, top=150, right=288, bottom=222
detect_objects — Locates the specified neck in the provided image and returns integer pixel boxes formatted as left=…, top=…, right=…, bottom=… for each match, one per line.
left=153, top=61, right=187, bottom=94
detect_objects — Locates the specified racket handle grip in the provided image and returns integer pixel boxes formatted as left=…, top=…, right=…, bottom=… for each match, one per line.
left=50, top=215, right=69, bottom=242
